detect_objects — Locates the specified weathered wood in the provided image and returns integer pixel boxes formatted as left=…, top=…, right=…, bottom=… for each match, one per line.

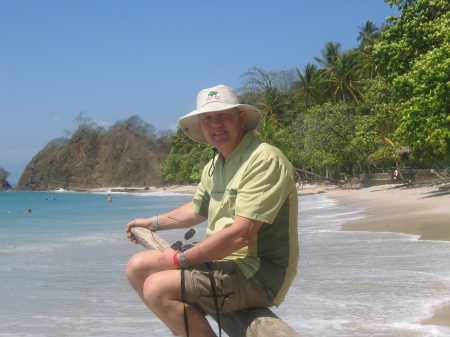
left=130, top=227, right=302, bottom=337
left=131, top=227, right=170, bottom=251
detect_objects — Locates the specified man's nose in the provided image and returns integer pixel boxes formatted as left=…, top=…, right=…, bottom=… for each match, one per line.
left=210, top=115, right=223, bottom=126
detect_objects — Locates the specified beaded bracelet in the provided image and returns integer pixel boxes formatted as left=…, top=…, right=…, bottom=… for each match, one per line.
left=154, top=215, right=161, bottom=231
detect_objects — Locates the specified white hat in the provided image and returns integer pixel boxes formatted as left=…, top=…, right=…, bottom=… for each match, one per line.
left=178, top=85, right=262, bottom=144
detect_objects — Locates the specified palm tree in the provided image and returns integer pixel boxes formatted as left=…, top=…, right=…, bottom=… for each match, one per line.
left=355, top=22, right=391, bottom=79
left=314, top=41, right=342, bottom=70
left=357, top=21, right=380, bottom=50
left=255, top=115, right=285, bottom=149
left=325, top=51, right=361, bottom=104
left=255, top=86, right=289, bottom=117
left=354, top=49, right=381, bottom=79
left=293, top=63, right=323, bottom=107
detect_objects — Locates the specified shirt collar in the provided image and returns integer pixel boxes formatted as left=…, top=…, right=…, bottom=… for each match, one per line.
left=225, top=131, right=255, bottom=162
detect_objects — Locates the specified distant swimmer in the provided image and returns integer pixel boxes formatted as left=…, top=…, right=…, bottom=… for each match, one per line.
left=21, top=209, right=32, bottom=213
left=108, top=194, right=112, bottom=203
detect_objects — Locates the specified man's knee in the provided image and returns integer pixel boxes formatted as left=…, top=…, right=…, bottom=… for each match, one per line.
left=125, top=252, right=141, bottom=279
left=143, top=271, right=181, bottom=308
left=142, top=273, right=161, bottom=306
left=125, top=251, right=156, bottom=284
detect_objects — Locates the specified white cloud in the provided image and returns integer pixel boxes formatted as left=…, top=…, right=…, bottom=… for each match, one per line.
left=94, top=120, right=111, bottom=128
left=169, top=123, right=179, bottom=131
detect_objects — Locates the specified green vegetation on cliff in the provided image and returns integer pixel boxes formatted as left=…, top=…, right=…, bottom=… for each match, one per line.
left=17, top=114, right=171, bottom=190
left=0, top=166, right=11, bottom=189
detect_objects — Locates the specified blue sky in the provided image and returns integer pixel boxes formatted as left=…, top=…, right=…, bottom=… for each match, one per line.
left=0, top=0, right=399, bottom=186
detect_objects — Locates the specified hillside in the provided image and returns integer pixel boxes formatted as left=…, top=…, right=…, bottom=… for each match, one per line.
left=0, top=178, right=11, bottom=190
left=17, top=122, right=170, bottom=190
left=0, top=167, right=11, bottom=190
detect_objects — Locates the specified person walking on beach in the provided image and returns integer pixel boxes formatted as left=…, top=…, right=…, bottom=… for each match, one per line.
left=125, top=85, right=299, bottom=337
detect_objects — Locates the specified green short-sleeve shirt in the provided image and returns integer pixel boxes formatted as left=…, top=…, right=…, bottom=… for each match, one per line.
left=192, top=132, right=299, bottom=305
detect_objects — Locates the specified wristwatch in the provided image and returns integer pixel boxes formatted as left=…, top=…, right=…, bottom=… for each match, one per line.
left=178, top=252, right=190, bottom=269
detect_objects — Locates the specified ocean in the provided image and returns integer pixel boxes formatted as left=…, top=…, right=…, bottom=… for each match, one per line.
left=1, top=190, right=449, bottom=337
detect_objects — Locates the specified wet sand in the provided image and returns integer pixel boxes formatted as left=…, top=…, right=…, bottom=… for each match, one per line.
left=327, top=182, right=450, bottom=327
left=327, top=183, right=450, bottom=241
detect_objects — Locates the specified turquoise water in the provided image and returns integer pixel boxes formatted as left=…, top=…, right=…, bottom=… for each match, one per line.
left=1, top=190, right=449, bottom=337
left=0, top=190, right=195, bottom=247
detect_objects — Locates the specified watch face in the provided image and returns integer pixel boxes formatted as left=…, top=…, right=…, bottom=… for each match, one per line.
left=179, top=252, right=190, bottom=268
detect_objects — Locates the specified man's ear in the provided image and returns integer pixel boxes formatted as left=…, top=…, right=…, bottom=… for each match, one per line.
left=239, top=111, right=247, bottom=128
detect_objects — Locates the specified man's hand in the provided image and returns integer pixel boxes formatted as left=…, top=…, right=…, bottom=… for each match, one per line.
left=125, top=218, right=155, bottom=244
left=158, top=247, right=179, bottom=270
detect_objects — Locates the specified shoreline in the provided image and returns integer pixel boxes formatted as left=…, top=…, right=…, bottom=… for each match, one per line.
left=325, top=182, right=450, bottom=328
left=84, top=182, right=450, bottom=327
left=326, top=183, right=450, bottom=241
left=86, top=185, right=199, bottom=195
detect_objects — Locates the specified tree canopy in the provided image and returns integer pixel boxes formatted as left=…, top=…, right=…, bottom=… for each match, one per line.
left=373, top=0, right=450, bottom=161
left=158, top=0, right=450, bottom=184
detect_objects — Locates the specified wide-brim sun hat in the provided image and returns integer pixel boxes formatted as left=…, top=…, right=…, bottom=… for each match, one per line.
left=178, top=84, right=262, bottom=144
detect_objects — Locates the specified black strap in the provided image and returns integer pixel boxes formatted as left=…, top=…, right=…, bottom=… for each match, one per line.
left=206, top=262, right=222, bottom=337
left=180, top=269, right=189, bottom=337
left=181, top=263, right=221, bottom=337
left=208, top=148, right=218, bottom=177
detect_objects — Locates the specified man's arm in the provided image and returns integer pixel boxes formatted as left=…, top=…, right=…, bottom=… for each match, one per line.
left=125, top=202, right=207, bottom=244
left=158, top=215, right=263, bottom=267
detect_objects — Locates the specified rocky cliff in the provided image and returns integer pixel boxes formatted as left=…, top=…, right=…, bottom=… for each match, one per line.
left=0, top=178, right=11, bottom=190
left=17, top=122, right=170, bottom=190
left=0, top=166, right=11, bottom=190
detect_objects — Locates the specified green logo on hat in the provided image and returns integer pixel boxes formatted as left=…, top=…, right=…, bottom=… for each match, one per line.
left=208, top=91, right=218, bottom=96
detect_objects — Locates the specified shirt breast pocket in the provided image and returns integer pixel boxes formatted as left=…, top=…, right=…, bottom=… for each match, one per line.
left=224, top=188, right=238, bottom=216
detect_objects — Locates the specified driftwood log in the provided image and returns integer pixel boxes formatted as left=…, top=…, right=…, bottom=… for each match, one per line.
left=130, top=227, right=302, bottom=337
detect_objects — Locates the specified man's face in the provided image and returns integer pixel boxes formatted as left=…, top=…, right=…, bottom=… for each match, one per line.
left=198, top=108, right=247, bottom=158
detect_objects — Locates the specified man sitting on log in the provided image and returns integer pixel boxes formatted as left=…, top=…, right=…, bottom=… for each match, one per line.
left=125, top=84, right=299, bottom=337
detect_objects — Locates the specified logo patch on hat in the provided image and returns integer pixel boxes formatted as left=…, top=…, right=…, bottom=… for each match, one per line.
left=206, top=91, right=220, bottom=102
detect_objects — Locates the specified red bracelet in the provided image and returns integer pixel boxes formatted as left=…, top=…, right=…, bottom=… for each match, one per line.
left=173, top=253, right=181, bottom=269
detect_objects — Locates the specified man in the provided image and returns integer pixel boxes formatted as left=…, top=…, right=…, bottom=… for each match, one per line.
left=125, top=85, right=298, bottom=337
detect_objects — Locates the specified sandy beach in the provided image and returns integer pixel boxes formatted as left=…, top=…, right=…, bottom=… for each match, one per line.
left=326, top=183, right=450, bottom=241
left=326, top=181, right=450, bottom=328
left=93, top=181, right=450, bottom=328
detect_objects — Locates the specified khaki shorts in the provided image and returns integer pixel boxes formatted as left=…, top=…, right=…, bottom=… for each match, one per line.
left=183, top=260, right=274, bottom=315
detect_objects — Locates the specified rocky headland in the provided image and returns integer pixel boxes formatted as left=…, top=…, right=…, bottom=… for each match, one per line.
left=16, top=118, right=170, bottom=191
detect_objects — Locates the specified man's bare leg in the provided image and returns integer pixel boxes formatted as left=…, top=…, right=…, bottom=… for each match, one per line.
left=126, top=250, right=216, bottom=337
left=126, top=250, right=161, bottom=294
left=126, top=251, right=179, bottom=335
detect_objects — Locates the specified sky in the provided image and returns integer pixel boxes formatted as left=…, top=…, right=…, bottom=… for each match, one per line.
left=0, top=0, right=400, bottom=187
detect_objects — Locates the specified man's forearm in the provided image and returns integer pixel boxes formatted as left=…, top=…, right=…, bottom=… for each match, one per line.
left=183, top=216, right=263, bottom=265
left=157, top=202, right=206, bottom=230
